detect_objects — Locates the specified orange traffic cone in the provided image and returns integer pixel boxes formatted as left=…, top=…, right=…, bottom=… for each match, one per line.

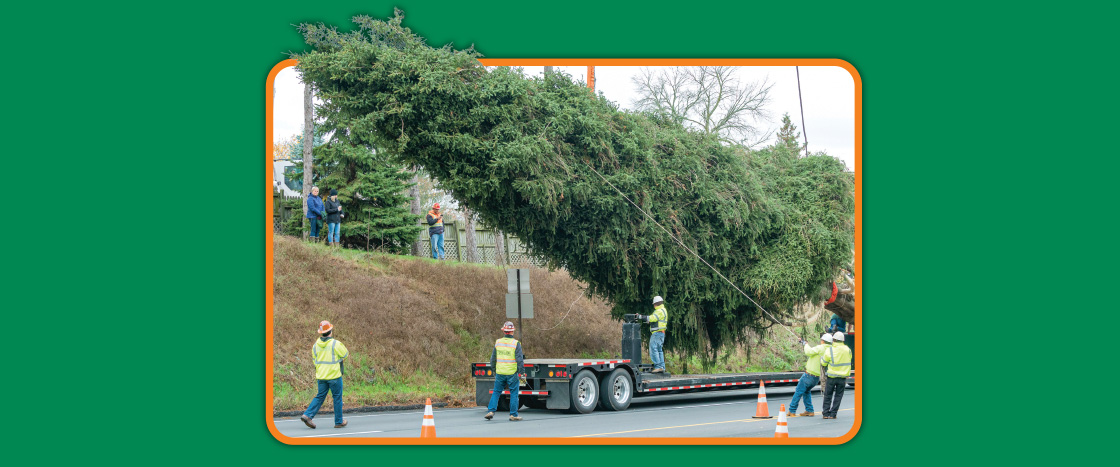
left=774, top=404, right=789, bottom=438
left=420, top=398, right=437, bottom=438
left=753, top=380, right=772, bottom=418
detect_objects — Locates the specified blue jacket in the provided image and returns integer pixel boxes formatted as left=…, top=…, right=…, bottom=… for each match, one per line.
left=306, top=195, right=325, bottom=219
left=830, top=314, right=847, bottom=333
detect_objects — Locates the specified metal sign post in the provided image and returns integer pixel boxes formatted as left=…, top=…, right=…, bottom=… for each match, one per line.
left=506, top=269, right=532, bottom=342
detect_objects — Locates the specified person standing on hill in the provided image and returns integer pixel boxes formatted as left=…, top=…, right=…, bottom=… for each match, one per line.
left=787, top=332, right=832, bottom=417
left=300, top=320, right=350, bottom=429
left=426, top=203, right=445, bottom=260
left=820, top=331, right=853, bottom=420
left=305, top=186, right=326, bottom=243
left=635, top=296, right=669, bottom=373
left=324, top=189, right=343, bottom=248
left=484, top=321, right=525, bottom=421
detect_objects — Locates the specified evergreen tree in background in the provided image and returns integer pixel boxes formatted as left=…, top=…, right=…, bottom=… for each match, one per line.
left=294, top=12, right=854, bottom=364
left=311, top=120, right=420, bottom=253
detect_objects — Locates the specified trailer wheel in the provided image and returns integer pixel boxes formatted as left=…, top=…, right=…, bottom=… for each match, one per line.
left=597, top=368, right=632, bottom=411
left=567, top=370, right=599, bottom=414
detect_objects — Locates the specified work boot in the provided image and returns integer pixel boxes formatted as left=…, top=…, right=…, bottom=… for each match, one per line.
left=334, top=419, right=348, bottom=428
left=509, top=415, right=522, bottom=421
left=651, top=368, right=664, bottom=374
left=300, top=415, right=316, bottom=429
left=801, top=412, right=815, bottom=417
left=484, top=412, right=494, bottom=420
left=788, top=412, right=800, bottom=417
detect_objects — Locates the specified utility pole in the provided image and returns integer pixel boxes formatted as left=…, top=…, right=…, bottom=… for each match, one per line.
left=302, top=75, right=314, bottom=239
left=587, top=65, right=595, bottom=92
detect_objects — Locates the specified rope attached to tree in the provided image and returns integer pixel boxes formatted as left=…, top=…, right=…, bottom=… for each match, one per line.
left=581, top=161, right=803, bottom=343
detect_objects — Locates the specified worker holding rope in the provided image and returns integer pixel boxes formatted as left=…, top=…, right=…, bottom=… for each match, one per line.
left=635, top=296, right=669, bottom=373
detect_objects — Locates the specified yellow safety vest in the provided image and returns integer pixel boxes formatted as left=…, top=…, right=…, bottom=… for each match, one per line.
left=494, top=337, right=520, bottom=375
left=821, top=343, right=852, bottom=378
left=312, top=338, right=349, bottom=380
left=649, top=304, right=668, bottom=333
left=804, top=343, right=828, bottom=377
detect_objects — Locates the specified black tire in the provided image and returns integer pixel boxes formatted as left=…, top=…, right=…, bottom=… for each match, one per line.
left=496, top=394, right=525, bottom=411
left=597, top=368, right=633, bottom=411
left=567, top=370, right=599, bottom=414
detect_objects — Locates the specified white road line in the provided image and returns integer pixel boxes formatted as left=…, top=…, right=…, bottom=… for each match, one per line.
left=295, top=430, right=384, bottom=438
left=274, top=406, right=479, bottom=422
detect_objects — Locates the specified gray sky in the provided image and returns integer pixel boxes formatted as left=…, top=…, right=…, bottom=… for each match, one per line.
left=273, top=64, right=855, bottom=171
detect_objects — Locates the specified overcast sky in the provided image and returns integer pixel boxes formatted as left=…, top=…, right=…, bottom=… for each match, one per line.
left=273, top=64, right=855, bottom=171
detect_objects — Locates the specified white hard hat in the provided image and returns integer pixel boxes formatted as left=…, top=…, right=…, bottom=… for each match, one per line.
left=821, top=333, right=833, bottom=343
left=653, top=296, right=664, bottom=304
left=833, top=331, right=846, bottom=343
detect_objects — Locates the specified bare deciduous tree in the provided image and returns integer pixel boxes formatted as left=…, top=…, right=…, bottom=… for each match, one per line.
left=632, top=66, right=773, bottom=147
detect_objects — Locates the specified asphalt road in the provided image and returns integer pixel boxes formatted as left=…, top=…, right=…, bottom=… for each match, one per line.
left=272, top=385, right=856, bottom=439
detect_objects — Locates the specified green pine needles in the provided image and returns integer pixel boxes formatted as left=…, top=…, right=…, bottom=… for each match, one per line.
left=294, top=12, right=854, bottom=362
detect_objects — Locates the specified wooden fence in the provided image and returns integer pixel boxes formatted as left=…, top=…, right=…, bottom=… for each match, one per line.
left=418, top=221, right=547, bottom=267
left=272, top=190, right=545, bottom=266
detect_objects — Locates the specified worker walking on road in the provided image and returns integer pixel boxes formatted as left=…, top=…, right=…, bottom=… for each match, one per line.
left=485, top=321, right=526, bottom=421
left=819, top=331, right=853, bottom=420
left=635, top=296, right=669, bottom=373
left=788, top=332, right=832, bottom=417
left=300, top=320, right=350, bottom=429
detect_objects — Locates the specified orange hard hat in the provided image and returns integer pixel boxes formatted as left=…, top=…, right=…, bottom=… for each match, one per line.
left=318, top=320, right=333, bottom=334
left=502, top=321, right=515, bottom=333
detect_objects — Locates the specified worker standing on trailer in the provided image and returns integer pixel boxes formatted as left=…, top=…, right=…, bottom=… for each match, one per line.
left=300, top=320, right=350, bottom=429
left=820, top=331, right=853, bottom=419
left=485, top=321, right=525, bottom=421
left=636, top=296, right=669, bottom=373
left=788, top=332, right=832, bottom=417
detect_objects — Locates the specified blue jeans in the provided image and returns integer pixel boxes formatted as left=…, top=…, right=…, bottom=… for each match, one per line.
left=303, top=377, right=343, bottom=426
left=486, top=373, right=520, bottom=416
left=650, top=331, right=665, bottom=370
left=327, top=223, right=340, bottom=242
left=308, top=218, right=322, bottom=238
left=788, top=372, right=820, bottom=413
left=430, top=232, right=445, bottom=259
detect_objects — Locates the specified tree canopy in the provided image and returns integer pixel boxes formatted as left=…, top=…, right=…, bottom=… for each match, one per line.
left=294, top=12, right=854, bottom=361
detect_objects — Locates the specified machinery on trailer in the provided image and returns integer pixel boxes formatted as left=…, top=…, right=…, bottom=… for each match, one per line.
left=472, top=314, right=857, bottom=413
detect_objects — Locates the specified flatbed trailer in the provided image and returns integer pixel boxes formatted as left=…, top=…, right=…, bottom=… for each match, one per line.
left=471, top=319, right=856, bottom=414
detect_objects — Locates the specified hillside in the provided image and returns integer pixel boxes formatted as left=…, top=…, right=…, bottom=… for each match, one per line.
left=271, top=235, right=812, bottom=414
left=272, top=235, right=621, bottom=413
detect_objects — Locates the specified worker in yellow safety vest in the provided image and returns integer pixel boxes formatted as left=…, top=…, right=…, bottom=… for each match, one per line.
left=635, top=296, right=669, bottom=373
left=300, top=320, right=350, bottom=429
left=788, top=332, right=833, bottom=417
left=485, top=321, right=526, bottom=421
left=819, top=331, right=853, bottom=419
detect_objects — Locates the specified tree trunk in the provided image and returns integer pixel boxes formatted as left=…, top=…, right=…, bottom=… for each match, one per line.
left=409, top=166, right=422, bottom=256
left=493, top=229, right=506, bottom=267
left=463, top=208, right=478, bottom=263
left=301, top=77, right=314, bottom=240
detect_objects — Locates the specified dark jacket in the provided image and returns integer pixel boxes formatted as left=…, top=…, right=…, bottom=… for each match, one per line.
left=324, top=198, right=343, bottom=224
left=426, top=211, right=444, bottom=235
left=306, top=195, right=325, bottom=219
left=489, top=335, right=525, bottom=375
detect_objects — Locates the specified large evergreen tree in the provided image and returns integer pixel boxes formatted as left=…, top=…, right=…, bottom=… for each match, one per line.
left=294, top=13, right=854, bottom=362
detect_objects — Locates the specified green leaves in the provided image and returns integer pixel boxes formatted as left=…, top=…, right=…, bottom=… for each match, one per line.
left=295, top=12, right=853, bottom=358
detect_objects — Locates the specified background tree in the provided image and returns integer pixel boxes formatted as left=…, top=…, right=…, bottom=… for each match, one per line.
left=295, top=13, right=853, bottom=366
left=632, top=66, right=774, bottom=147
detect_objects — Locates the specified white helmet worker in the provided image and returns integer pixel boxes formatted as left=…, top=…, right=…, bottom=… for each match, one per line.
left=821, top=333, right=833, bottom=343
left=833, top=331, right=846, bottom=343
left=653, top=296, right=664, bottom=305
